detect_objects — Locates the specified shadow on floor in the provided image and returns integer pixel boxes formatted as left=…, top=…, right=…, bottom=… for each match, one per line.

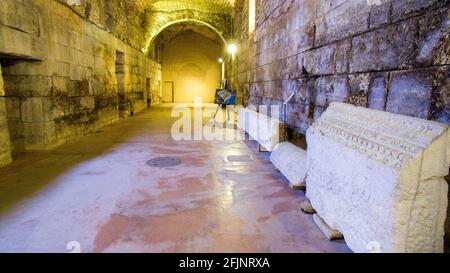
left=0, top=108, right=170, bottom=216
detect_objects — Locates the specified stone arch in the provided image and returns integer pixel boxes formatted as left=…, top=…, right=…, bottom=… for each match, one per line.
left=144, top=19, right=228, bottom=54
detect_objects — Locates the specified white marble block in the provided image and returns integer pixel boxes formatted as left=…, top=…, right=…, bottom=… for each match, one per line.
left=306, top=102, right=449, bottom=253
left=238, top=107, right=284, bottom=152
left=270, top=142, right=307, bottom=187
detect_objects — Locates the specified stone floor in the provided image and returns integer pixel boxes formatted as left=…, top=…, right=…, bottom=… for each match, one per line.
left=0, top=105, right=351, bottom=253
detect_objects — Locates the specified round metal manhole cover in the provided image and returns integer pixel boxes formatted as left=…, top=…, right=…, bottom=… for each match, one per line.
left=146, top=157, right=182, bottom=168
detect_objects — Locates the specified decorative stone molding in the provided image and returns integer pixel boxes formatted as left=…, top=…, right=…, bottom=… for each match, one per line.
left=306, top=102, right=449, bottom=253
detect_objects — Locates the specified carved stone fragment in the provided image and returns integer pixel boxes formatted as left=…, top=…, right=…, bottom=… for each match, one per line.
left=307, top=102, right=449, bottom=253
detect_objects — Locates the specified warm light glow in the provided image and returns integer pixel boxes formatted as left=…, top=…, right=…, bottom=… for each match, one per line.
left=218, top=58, right=224, bottom=63
left=249, top=0, right=256, bottom=34
left=227, top=44, right=237, bottom=55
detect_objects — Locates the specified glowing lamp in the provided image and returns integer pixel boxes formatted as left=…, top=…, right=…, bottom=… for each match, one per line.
left=227, top=44, right=237, bottom=55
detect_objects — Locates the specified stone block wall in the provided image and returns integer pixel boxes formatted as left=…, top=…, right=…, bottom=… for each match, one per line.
left=0, top=0, right=161, bottom=151
left=0, top=65, right=12, bottom=167
left=229, top=0, right=450, bottom=146
left=0, top=0, right=43, bottom=60
left=229, top=0, right=450, bottom=250
left=55, top=0, right=147, bottom=50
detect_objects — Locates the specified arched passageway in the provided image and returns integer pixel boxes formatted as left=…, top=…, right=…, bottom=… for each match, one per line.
left=150, top=21, right=226, bottom=103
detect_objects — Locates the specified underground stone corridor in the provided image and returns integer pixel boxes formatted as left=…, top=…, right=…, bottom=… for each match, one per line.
left=0, top=0, right=449, bottom=255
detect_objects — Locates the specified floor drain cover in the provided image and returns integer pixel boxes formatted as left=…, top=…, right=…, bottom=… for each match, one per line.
left=227, top=155, right=254, bottom=162
left=146, top=157, right=182, bottom=167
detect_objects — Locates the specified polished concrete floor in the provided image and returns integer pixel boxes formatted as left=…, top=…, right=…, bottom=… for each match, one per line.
left=0, top=105, right=351, bottom=253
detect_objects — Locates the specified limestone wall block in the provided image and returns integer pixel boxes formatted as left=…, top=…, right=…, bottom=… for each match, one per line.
left=392, top=0, right=441, bottom=22
left=51, top=76, right=69, bottom=97
left=0, top=0, right=40, bottom=37
left=79, top=96, right=95, bottom=110
left=0, top=98, right=7, bottom=126
left=3, top=75, right=52, bottom=97
left=0, top=25, right=44, bottom=60
left=20, top=97, right=52, bottom=123
left=386, top=68, right=435, bottom=119
left=315, top=76, right=349, bottom=107
left=304, top=45, right=335, bottom=76
left=315, top=0, right=370, bottom=46
left=49, top=42, right=70, bottom=63
left=367, top=73, right=389, bottom=111
left=22, top=121, right=56, bottom=146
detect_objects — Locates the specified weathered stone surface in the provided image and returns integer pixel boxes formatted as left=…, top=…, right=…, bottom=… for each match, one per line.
left=20, top=97, right=53, bottom=123
left=307, top=102, right=449, bottom=253
left=315, top=0, right=371, bottom=46
left=431, top=67, right=450, bottom=126
left=5, top=97, right=20, bottom=121
left=350, top=18, right=416, bottom=73
left=392, top=0, right=441, bottom=22
left=0, top=0, right=40, bottom=36
left=335, top=40, right=351, bottom=74
left=0, top=66, right=3, bottom=97
left=231, top=0, right=450, bottom=138
left=415, top=9, right=450, bottom=66
left=0, top=66, right=12, bottom=167
left=0, top=0, right=43, bottom=60
left=270, top=142, right=307, bottom=187
left=3, top=76, right=52, bottom=97
left=315, top=76, right=349, bottom=107
left=348, top=73, right=370, bottom=107
left=304, top=45, right=335, bottom=76
left=386, top=69, right=434, bottom=119
left=286, top=102, right=311, bottom=133
left=22, top=121, right=56, bottom=147
left=367, top=72, right=388, bottom=111
left=369, top=0, right=391, bottom=29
